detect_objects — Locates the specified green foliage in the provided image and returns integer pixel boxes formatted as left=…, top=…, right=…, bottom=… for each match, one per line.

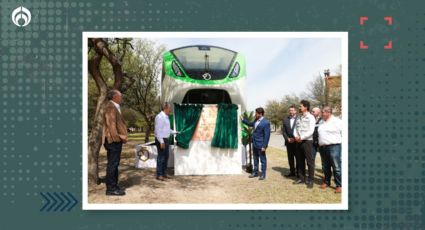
left=241, top=111, right=254, bottom=146
left=302, top=72, right=342, bottom=111
left=87, top=38, right=135, bottom=129
left=263, top=94, right=300, bottom=132
left=264, top=69, right=343, bottom=128
left=87, top=38, right=167, bottom=137
left=124, top=39, right=166, bottom=118
left=124, top=38, right=166, bottom=143
left=135, top=119, right=146, bottom=129
left=280, top=94, right=301, bottom=108
left=265, top=100, right=285, bottom=132
left=121, top=108, right=140, bottom=128
left=303, top=74, right=326, bottom=106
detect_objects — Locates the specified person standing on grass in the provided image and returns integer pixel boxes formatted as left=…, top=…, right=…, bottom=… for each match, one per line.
left=241, top=107, right=271, bottom=180
left=311, top=107, right=323, bottom=161
left=318, top=106, right=343, bottom=193
left=154, top=102, right=179, bottom=181
left=293, top=100, right=316, bottom=188
left=103, top=90, right=128, bottom=196
left=282, top=105, right=298, bottom=178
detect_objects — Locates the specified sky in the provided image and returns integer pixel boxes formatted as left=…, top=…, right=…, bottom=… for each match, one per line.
left=153, top=37, right=342, bottom=111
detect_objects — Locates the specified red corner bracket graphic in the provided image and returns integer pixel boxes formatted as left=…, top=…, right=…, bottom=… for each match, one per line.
left=384, top=41, right=392, bottom=49
left=384, top=16, right=393, bottom=25
left=359, top=16, right=393, bottom=50
left=360, top=41, right=368, bottom=49
left=360, top=16, right=368, bottom=25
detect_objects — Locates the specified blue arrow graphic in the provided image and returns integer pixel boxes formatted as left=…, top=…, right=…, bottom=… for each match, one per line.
left=46, top=192, right=57, bottom=212
left=39, top=192, right=50, bottom=212
left=67, top=192, right=78, bottom=212
left=53, top=192, right=64, bottom=212
left=40, top=192, right=79, bottom=212
left=60, top=192, right=70, bottom=212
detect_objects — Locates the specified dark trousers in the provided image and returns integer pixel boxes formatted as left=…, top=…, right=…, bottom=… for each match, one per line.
left=296, top=140, right=315, bottom=182
left=155, top=138, right=170, bottom=177
left=253, top=147, right=267, bottom=177
left=285, top=143, right=297, bottom=175
left=320, top=144, right=342, bottom=187
left=312, top=144, right=318, bottom=162
left=104, top=140, right=123, bottom=191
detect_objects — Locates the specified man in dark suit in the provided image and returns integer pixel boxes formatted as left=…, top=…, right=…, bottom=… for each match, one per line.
left=282, top=105, right=298, bottom=178
left=241, top=107, right=271, bottom=180
left=103, top=90, right=128, bottom=196
left=311, top=107, right=323, bottom=161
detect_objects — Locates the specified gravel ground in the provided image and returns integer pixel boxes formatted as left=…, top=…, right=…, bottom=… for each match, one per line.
left=88, top=137, right=342, bottom=204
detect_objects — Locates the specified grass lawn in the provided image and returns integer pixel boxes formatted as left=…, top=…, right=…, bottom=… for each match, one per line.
left=91, top=137, right=342, bottom=204
left=127, top=132, right=155, bottom=142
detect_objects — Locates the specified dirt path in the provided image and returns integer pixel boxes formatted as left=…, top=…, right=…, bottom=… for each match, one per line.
left=88, top=140, right=341, bottom=204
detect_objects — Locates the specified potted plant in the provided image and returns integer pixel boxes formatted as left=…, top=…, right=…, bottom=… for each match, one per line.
left=241, top=111, right=254, bottom=173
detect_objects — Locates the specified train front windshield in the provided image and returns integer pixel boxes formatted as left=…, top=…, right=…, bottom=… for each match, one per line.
left=171, top=46, right=236, bottom=80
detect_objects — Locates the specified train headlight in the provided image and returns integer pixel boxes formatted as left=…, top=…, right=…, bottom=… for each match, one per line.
left=172, top=61, right=184, bottom=77
left=229, top=62, right=240, bottom=78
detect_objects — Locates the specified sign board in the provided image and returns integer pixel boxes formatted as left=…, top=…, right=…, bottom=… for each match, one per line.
left=174, top=104, right=243, bottom=175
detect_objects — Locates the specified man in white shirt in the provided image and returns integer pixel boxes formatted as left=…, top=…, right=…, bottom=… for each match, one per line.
left=154, top=102, right=178, bottom=181
left=293, top=100, right=316, bottom=188
left=318, top=106, right=342, bottom=193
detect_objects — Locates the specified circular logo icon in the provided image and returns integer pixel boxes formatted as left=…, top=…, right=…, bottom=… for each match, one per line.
left=202, top=72, right=212, bottom=80
left=11, top=6, right=31, bottom=27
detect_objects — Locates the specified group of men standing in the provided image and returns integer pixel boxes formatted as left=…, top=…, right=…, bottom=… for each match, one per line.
left=102, top=91, right=177, bottom=196
left=101, top=89, right=342, bottom=196
left=282, top=100, right=342, bottom=193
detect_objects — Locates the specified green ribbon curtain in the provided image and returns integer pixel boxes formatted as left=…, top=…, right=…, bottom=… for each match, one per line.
left=211, top=103, right=239, bottom=149
left=168, top=114, right=174, bottom=145
left=174, top=103, right=204, bottom=149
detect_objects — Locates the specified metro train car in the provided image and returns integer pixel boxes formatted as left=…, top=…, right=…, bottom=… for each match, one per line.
left=161, top=45, right=246, bottom=110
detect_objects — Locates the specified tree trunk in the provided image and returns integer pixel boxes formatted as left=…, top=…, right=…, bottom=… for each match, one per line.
left=87, top=38, right=134, bottom=186
left=144, top=123, right=152, bottom=143
left=87, top=53, right=107, bottom=186
left=87, top=100, right=106, bottom=185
